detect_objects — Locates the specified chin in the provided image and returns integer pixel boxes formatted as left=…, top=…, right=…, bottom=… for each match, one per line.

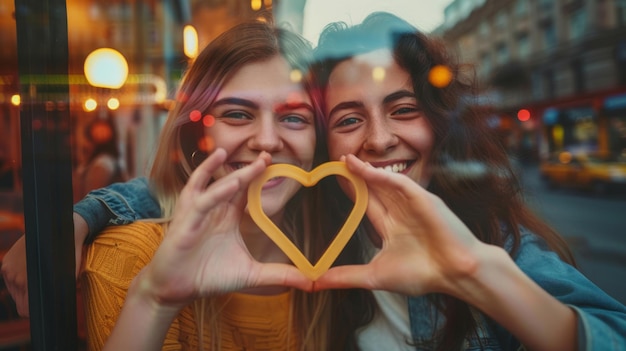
left=259, top=193, right=291, bottom=218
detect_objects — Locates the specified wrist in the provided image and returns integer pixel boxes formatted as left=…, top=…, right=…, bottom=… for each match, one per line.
left=444, top=243, right=514, bottom=305
left=128, top=267, right=187, bottom=317
left=102, top=267, right=183, bottom=350
left=446, top=244, right=578, bottom=351
left=73, top=212, right=89, bottom=247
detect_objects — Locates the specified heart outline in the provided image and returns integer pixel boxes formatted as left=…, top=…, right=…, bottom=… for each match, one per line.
left=247, top=161, right=368, bottom=280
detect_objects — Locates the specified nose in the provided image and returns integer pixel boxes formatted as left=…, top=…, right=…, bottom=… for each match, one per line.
left=362, top=115, right=398, bottom=154
left=248, top=117, right=283, bottom=153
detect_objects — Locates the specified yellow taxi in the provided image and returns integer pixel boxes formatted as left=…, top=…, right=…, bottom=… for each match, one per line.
left=539, top=151, right=626, bottom=194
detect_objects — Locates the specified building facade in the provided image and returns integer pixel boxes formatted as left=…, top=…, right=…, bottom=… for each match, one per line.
left=438, top=0, right=626, bottom=161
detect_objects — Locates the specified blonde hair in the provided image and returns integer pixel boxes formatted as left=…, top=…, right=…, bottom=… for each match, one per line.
left=148, top=20, right=354, bottom=350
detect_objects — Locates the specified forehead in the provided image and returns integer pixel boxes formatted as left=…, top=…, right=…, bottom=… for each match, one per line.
left=326, top=50, right=412, bottom=99
left=218, top=55, right=309, bottom=101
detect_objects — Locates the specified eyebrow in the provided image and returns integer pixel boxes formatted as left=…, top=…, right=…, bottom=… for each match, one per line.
left=212, top=97, right=314, bottom=114
left=382, top=90, right=417, bottom=105
left=328, top=101, right=365, bottom=118
left=327, top=89, right=416, bottom=118
left=275, top=101, right=315, bottom=114
left=212, top=97, right=259, bottom=109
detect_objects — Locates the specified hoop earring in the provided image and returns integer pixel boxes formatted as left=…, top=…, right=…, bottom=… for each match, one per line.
left=191, top=150, right=208, bottom=168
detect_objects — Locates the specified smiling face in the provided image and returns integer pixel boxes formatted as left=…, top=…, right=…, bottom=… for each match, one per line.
left=324, top=49, right=435, bottom=189
left=206, top=55, right=316, bottom=218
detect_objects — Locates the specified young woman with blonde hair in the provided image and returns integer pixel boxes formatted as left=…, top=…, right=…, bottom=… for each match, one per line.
left=80, top=19, right=371, bottom=350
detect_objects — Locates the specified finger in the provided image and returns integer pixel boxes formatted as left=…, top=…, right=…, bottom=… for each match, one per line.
left=4, top=282, right=27, bottom=316
left=252, top=263, right=314, bottom=292
left=341, top=155, right=394, bottom=222
left=345, top=154, right=426, bottom=205
left=193, top=154, right=269, bottom=213
left=313, top=265, right=376, bottom=291
left=228, top=152, right=272, bottom=210
left=185, top=148, right=228, bottom=193
left=345, top=154, right=397, bottom=187
left=17, top=294, right=30, bottom=317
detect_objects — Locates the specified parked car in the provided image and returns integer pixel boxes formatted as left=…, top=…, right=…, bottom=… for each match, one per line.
left=539, top=151, right=626, bottom=194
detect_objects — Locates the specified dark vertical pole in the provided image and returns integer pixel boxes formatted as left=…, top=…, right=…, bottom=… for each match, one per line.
left=14, top=0, right=77, bottom=350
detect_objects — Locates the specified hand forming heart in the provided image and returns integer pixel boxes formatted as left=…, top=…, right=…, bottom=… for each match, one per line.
left=247, top=162, right=368, bottom=280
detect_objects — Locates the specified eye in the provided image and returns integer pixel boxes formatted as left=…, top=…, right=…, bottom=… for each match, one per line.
left=281, top=115, right=307, bottom=124
left=390, top=104, right=423, bottom=120
left=330, top=115, right=364, bottom=133
left=393, top=107, right=418, bottom=115
left=280, top=113, right=313, bottom=130
left=222, top=111, right=252, bottom=120
left=336, top=117, right=362, bottom=127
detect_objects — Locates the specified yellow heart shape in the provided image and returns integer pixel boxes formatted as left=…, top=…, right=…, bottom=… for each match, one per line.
left=247, top=162, right=367, bottom=280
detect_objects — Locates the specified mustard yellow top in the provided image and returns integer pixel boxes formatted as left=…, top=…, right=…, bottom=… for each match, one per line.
left=81, top=222, right=299, bottom=351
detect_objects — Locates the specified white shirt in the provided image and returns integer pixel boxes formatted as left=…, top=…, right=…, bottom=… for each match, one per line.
left=355, top=239, right=414, bottom=350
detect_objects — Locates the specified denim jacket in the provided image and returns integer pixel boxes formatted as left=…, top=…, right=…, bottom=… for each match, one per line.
left=74, top=177, right=626, bottom=350
left=74, top=177, right=160, bottom=242
left=408, top=229, right=626, bottom=350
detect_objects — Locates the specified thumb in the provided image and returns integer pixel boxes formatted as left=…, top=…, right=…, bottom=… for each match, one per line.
left=313, top=265, right=374, bottom=291
left=254, top=263, right=314, bottom=292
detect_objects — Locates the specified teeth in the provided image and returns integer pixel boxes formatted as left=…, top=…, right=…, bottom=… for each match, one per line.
left=377, top=162, right=408, bottom=173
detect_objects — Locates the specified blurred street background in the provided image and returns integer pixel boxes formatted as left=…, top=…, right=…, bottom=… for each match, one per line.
left=521, top=163, right=626, bottom=305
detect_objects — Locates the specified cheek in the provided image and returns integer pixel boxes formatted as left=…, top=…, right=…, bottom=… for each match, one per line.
left=203, top=127, right=226, bottom=153
left=407, top=121, right=435, bottom=156
left=423, top=130, right=436, bottom=158
left=416, top=131, right=435, bottom=156
left=292, top=131, right=317, bottom=167
left=327, top=133, right=354, bottom=161
left=413, top=128, right=436, bottom=186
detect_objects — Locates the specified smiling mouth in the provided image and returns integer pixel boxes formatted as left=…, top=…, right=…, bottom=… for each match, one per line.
left=374, top=160, right=415, bottom=174
left=230, top=162, right=284, bottom=183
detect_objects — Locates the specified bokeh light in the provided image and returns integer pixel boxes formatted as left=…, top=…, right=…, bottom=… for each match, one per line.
left=84, top=98, right=98, bottom=112
left=10, top=94, right=20, bottom=106
left=183, top=25, right=198, bottom=59
left=107, top=97, right=120, bottom=110
left=177, top=92, right=189, bottom=103
left=198, top=136, right=215, bottom=153
left=428, top=65, right=453, bottom=88
left=558, top=151, right=572, bottom=164
left=517, top=109, right=531, bottom=122
left=84, top=48, right=128, bottom=89
left=89, top=121, right=113, bottom=144
left=169, top=150, right=180, bottom=163
left=290, top=69, right=302, bottom=83
left=251, top=0, right=262, bottom=11
left=203, top=115, right=215, bottom=127
left=372, top=67, right=385, bottom=82
left=189, top=109, right=202, bottom=122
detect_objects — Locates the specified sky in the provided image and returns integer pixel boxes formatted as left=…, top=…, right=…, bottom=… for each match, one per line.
left=301, top=0, right=453, bottom=45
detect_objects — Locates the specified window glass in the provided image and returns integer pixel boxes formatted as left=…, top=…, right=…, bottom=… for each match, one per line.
left=569, top=8, right=587, bottom=40
left=2, top=2, right=626, bottom=349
